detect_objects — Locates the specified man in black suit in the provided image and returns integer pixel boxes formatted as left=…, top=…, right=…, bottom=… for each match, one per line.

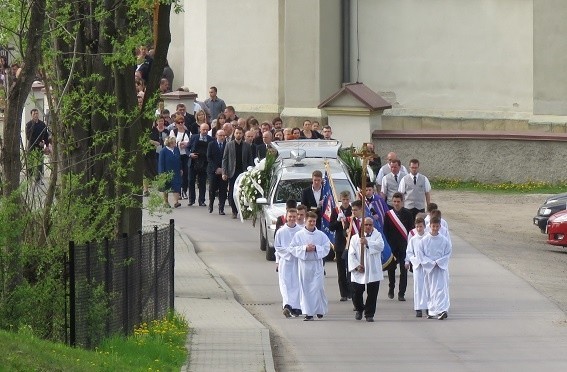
left=256, top=131, right=273, bottom=160
left=384, top=192, right=414, bottom=301
left=207, top=129, right=228, bottom=214
left=222, top=126, right=255, bottom=219
left=188, top=123, right=213, bottom=206
left=301, top=170, right=324, bottom=229
left=329, top=191, right=355, bottom=301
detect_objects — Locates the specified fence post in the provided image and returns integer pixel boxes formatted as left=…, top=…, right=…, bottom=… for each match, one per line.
left=122, top=233, right=129, bottom=336
left=104, top=238, right=111, bottom=337
left=69, top=241, right=76, bottom=347
left=169, top=219, right=175, bottom=310
left=137, top=230, right=143, bottom=326
left=154, top=225, right=159, bottom=319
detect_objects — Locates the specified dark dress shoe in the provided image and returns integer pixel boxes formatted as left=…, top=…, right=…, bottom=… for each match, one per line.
left=355, top=311, right=363, bottom=320
left=340, top=297, right=348, bottom=302
left=232, top=213, right=237, bottom=219
left=188, top=202, right=194, bottom=206
left=219, top=210, right=226, bottom=215
left=208, top=205, right=213, bottom=213
left=173, top=202, right=181, bottom=208
left=398, top=295, right=406, bottom=301
left=416, top=310, right=423, bottom=318
left=199, top=202, right=207, bottom=207
left=303, top=316, right=314, bottom=321
left=437, top=311, right=448, bottom=320
left=388, top=290, right=394, bottom=299
left=365, top=317, right=374, bottom=322
left=316, top=314, right=323, bottom=319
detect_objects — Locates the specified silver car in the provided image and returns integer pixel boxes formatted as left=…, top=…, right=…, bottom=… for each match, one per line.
left=256, top=140, right=357, bottom=261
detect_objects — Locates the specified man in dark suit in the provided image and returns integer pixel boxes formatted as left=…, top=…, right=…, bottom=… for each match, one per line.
left=188, top=123, right=213, bottom=206
left=384, top=192, right=414, bottom=301
left=301, top=170, right=324, bottom=228
left=256, top=131, right=273, bottom=160
left=207, top=129, right=228, bottom=214
left=222, top=126, right=255, bottom=219
left=329, top=191, right=355, bottom=301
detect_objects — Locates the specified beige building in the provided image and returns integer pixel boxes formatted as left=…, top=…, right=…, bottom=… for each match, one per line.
left=169, top=0, right=567, bottom=132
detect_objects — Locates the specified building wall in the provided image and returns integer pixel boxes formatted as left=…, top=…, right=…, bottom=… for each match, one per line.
left=172, top=0, right=280, bottom=113
left=372, top=137, right=567, bottom=183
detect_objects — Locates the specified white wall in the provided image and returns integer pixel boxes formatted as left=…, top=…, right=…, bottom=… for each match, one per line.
left=175, top=0, right=280, bottom=112
left=352, top=0, right=533, bottom=114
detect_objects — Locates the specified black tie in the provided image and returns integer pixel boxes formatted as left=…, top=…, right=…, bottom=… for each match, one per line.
left=413, top=175, right=417, bottom=185
left=366, top=233, right=371, bottom=237
left=394, top=174, right=398, bottom=182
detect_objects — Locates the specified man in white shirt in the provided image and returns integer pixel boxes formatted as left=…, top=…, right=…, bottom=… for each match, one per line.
left=375, top=152, right=408, bottom=187
left=399, top=158, right=431, bottom=220
left=348, top=217, right=385, bottom=322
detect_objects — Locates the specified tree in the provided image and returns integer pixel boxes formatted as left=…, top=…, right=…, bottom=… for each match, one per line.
left=0, top=0, right=175, bottom=339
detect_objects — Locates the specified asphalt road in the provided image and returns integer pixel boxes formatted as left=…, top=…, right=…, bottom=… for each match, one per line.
left=171, top=192, right=567, bottom=372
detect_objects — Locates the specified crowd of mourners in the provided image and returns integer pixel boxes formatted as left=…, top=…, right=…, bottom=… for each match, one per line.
left=137, top=45, right=451, bottom=323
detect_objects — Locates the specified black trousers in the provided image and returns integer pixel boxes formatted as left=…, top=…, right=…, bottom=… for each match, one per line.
left=352, top=281, right=380, bottom=318
left=387, top=259, right=407, bottom=296
left=228, top=174, right=240, bottom=215
left=409, top=207, right=425, bottom=221
left=209, top=173, right=228, bottom=211
left=189, top=166, right=207, bottom=204
left=180, top=154, right=189, bottom=193
left=335, top=251, right=350, bottom=298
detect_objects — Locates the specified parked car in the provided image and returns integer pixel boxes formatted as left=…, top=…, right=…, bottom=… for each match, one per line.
left=533, top=192, right=567, bottom=233
left=546, top=210, right=567, bottom=247
left=256, top=140, right=357, bottom=261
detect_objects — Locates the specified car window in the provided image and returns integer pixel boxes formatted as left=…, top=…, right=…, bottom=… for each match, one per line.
left=272, top=178, right=355, bottom=204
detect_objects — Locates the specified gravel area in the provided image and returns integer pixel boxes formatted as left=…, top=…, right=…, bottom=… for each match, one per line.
left=436, top=190, right=567, bottom=314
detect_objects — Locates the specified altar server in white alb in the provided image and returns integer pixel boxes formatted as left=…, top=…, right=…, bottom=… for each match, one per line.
left=348, top=217, right=384, bottom=322
left=405, top=216, right=429, bottom=318
left=418, top=216, right=452, bottom=320
left=274, top=208, right=303, bottom=318
left=289, top=211, right=331, bottom=321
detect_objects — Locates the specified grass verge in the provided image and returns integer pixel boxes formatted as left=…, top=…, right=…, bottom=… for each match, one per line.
left=431, top=178, right=567, bottom=194
left=0, top=312, right=188, bottom=371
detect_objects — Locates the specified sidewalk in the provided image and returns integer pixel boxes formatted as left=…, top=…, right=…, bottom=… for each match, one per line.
left=173, top=229, right=275, bottom=372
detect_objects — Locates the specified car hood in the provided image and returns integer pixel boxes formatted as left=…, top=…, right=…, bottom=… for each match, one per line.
left=549, top=210, right=567, bottom=223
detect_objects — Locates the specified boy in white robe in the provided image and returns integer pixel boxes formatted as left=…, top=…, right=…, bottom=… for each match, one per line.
left=405, top=216, right=428, bottom=317
left=274, top=208, right=303, bottom=318
left=348, top=217, right=384, bottom=322
left=419, top=216, right=452, bottom=320
left=289, top=212, right=331, bottom=321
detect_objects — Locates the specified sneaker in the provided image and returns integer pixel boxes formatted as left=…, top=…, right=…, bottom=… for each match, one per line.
left=416, top=310, right=423, bottom=318
left=303, top=316, right=314, bottom=321
left=427, top=314, right=435, bottom=319
left=283, top=308, right=292, bottom=318
left=355, top=311, right=363, bottom=320
left=437, top=311, right=448, bottom=320
left=388, top=290, right=394, bottom=299
left=316, top=314, right=323, bottom=319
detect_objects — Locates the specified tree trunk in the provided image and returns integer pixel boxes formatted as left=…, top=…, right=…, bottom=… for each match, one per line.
left=0, top=0, right=46, bottom=292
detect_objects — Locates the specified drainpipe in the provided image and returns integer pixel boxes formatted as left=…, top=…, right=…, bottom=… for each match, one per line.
left=341, top=0, right=350, bottom=84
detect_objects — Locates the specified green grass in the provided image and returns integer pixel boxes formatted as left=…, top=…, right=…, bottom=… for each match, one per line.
left=431, top=178, right=567, bottom=194
left=0, top=312, right=189, bottom=371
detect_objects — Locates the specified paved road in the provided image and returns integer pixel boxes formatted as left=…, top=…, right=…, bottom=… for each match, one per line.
left=166, top=202, right=567, bottom=372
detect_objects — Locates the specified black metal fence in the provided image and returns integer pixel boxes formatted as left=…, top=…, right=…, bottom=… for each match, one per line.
left=67, top=219, right=175, bottom=348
